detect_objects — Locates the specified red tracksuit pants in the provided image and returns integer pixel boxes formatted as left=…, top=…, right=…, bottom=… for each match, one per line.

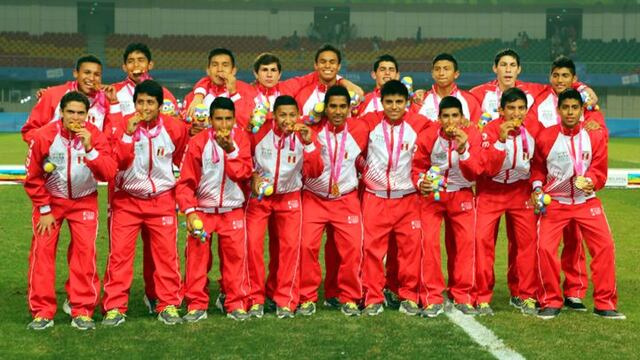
left=362, top=192, right=422, bottom=306
left=300, top=191, right=363, bottom=304
left=419, top=189, right=476, bottom=306
left=537, top=198, right=618, bottom=310
left=246, top=192, right=303, bottom=309
left=183, top=209, right=249, bottom=312
left=27, top=194, right=100, bottom=319
left=102, top=190, right=182, bottom=313
left=475, top=181, right=538, bottom=304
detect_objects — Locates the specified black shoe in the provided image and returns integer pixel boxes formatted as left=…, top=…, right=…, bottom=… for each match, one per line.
left=593, top=309, right=626, bottom=320
left=563, top=297, right=587, bottom=312
left=537, top=307, right=561, bottom=320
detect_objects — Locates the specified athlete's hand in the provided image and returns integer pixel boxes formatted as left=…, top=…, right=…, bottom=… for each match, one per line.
left=186, top=94, right=204, bottom=122
left=580, top=178, right=595, bottom=195
left=499, top=121, right=516, bottom=142
left=215, top=128, right=235, bottom=153
left=251, top=172, right=264, bottom=196
left=413, top=89, right=426, bottom=105
left=419, top=177, right=434, bottom=196
left=36, top=87, right=48, bottom=99
left=75, top=127, right=93, bottom=152
left=584, top=87, right=598, bottom=109
left=36, top=213, right=56, bottom=235
left=218, top=72, right=237, bottom=95
left=102, top=85, right=118, bottom=104
left=295, top=123, right=312, bottom=145
left=452, top=128, right=468, bottom=154
left=126, top=113, right=143, bottom=135
left=584, top=120, right=601, bottom=132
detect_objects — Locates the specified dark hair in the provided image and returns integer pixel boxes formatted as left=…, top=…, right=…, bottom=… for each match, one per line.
left=494, top=48, right=521, bottom=67
left=133, top=80, right=163, bottom=105
left=123, top=43, right=152, bottom=63
left=500, top=87, right=528, bottom=109
left=380, top=79, right=409, bottom=100
left=439, top=96, right=463, bottom=116
left=324, top=85, right=351, bottom=108
left=314, top=44, right=342, bottom=64
left=60, top=91, right=89, bottom=111
left=208, top=48, right=236, bottom=67
left=557, top=88, right=583, bottom=107
left=373, top=54, right=399, bottom=72
left=551, top=55, right=576, bottom=76
left=253, top=53, right=282, bottom=73
left=273, top=95, right=299, bottom=112
left=210, top=97, right=235, bottom=115
left=75, top=54, right=102, bottom=71
left=432, top=53, right=458, bottom=71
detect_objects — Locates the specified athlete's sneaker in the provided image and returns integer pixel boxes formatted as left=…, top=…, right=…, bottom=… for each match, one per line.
left=477, top=302, right=494, bottom=316
left=143, top=295, right=157, bottom=314
left=421, top=303, right=444, bottom=318
left=102, top=309, right=126, bottom=327
left=383, top=288, right=401, bottom=310
left=509, top=296, right=524, bottom=309
left=215, top=293, right=226, bottom=314
left=227, top=309, right=250, bottom=321
left=323, top=297, right=341, bottom=309
left=62, top=298, right=71, bottom=315
left=276, top=307, right=295, bottom=319
left=297, top=301, right=316, bottom=316
left=183, top=309, right=208, bottom=323
left=157, top=305, right=183, bottom=325
left=362, top=303, right=384, bottom=317
left=71, top=315, right=95, bottom=330
left=537, top=307, right=561, bottom=320
left=564, top=297, right=587, bottom=312
left=248, top=304, right=264, bottom=319
left=520, top=298, right=538, bottom=316
left=455, top=303, right=479, bottom=316
left=341, top=302, right=360, bottom=317
left=27, top=317, right=54, bottom=330
left=399, top=300, right=420, bottom=316
left=593, top=309, right=626, bottom=320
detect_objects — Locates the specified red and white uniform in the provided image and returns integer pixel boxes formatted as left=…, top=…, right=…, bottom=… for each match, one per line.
left=531, top=124, right=618, bottom=310
left=295, top=77, right=346, bottom=116
left=356, top=88, right=383, bottom=117
left=22, top=81, right=119, bottom=143
left=475, top=118, right=538, bottom=304
left=176, top=128, right=253, bottom=312
left=299, top=118, right=369, bottom=304
left=526, top=89, right=608, bottom=299
left=412, top=84, right=482, bottom=124
left=113, top=77, right=178, bottom=117
left=470, top=80, right=543, bottom=120
left=413, top=123, right=483, bottom=306
left=359, top=111, right=427, bottom=306
left=245, top=120, right=323, bottom=309
left=184, top=79, right=255, bottom=129
left=102, top=114, right=188, bottom=314
left=25, top=121, right=117, bottom=319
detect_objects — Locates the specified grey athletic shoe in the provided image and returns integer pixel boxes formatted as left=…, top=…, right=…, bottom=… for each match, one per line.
left=27, top=317, right=54, bottom=330
left=143, top=295, right=157, bottom=314
left=476, top=302, right=494, bottom=316
left=62, top=298, right=71, bottom=315
left=362, top=303, right=384, bottom=316
left=455, top=303, right=479, bottom=316
left=593, top=309, right=626, bottom=320
left=102, top=309, right=126, bottom=327
left=276, top=307, right=295, bottom=319
left=215, top=293, right=226, bottom=314
left=297, top=301, right=316, bottom=316
left=520, top=298, right=538, bottom=316
left=183, top=309, right=208, bottom=323
left=323, top=297, right=341, bottom=309
left=399, top=300, right=420, bottom=316
left=341, top=302, right=360, bottom=317
left=537, top=307, right=561, bottom=320
left=71, top=316, right=95, bottom=330
left=509, top=296, right=524, bottom=309
left=248, top=304, right=264, bottom=319
left=227, top=309, right=250, bottom=321
left=421, top=303, right=444, bottom=318
left=157, top=305, right=183, bottom=325
left=564, top=297, right=587, bottom=312
left=383, top=288, right=401, bottom=310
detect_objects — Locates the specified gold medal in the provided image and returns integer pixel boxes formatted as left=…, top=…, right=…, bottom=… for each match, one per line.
left=331, top=183, right=340, bottom=196
left=575, top=176, right=588, bottom=190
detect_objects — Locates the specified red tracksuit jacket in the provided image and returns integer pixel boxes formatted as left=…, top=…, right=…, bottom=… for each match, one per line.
left=176, top=127, right=253, bottom=213
left=411, top=84, right=482, bottom=125
left=355, top=88, right=383, bottom=117
left=25, top=121, right=117, bottom=213
left=113, top=78, right=178, bottom=117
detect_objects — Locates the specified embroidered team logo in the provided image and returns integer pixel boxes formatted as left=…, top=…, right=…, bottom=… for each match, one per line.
left=161, top=216, right=174, bottom=226
left=582, top=151, right=590, bottom=161
left=287, top=153, right=297, bottom=163
left=411, top=220, right=421, bottom=229
left=77, top=155, right=86, bottom=165
left=87, top=114, right=96, bottom=124
left=401, top=142, right=409, bottom=151
left=347, top=215, right=359, bottom=224
left=157, top=146, right=166, bottom=157
left=590, top=207, right=602, bottom=216
left=231, top=219, right=244, bottom=230
left=82, top=211, right=95, bottom=221
left=460, top=201, right=473, bottom=211
left=557, top=151, right=569, bottom=162
left=287, top=200, right=299, bottom=209
left=50, top=152, right=65, bottom=163
left=261, top=148, right=273, bottom=158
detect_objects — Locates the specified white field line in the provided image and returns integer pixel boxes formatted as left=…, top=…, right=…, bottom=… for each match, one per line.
left=446, top=310, right=526, bottom=360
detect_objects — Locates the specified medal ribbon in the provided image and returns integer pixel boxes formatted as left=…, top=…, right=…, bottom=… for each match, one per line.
left=325, top=123, right=348, bottom=192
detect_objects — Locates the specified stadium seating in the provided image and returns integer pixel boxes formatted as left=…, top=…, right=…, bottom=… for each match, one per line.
left=0, top=32, right=87, bottom=68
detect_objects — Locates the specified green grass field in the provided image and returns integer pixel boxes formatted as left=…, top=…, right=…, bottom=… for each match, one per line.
left=1, top=132, right=639, bottom=359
